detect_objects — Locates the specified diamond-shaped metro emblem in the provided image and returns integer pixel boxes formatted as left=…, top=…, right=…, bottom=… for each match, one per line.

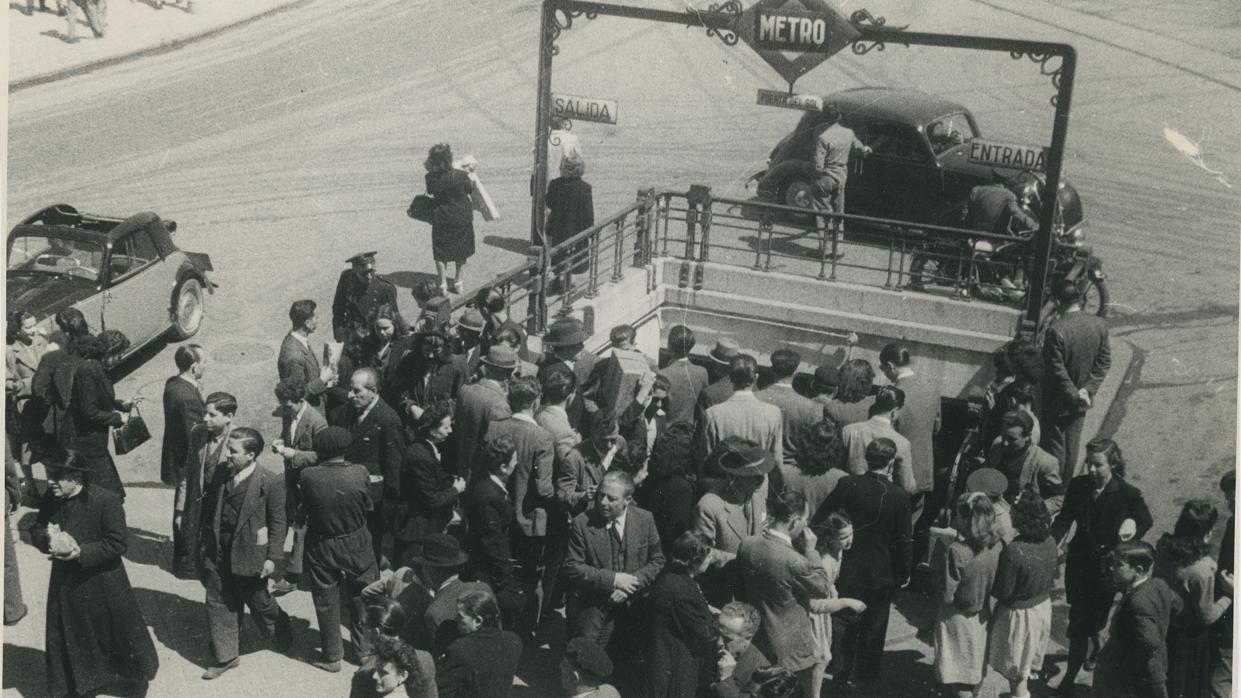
left=736, top=0, right=859, bottom=85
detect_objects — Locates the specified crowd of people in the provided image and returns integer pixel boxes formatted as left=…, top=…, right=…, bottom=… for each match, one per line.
left=3, top=253, right=1235, bottom=698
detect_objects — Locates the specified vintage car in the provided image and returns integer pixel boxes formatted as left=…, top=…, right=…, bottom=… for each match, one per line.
left=6, top=205, right=214, bottom=362
left=752, top=87, right=1083, bottom=238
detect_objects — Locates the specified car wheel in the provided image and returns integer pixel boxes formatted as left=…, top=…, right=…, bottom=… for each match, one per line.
left=170, top=277, right=204, bottom=339
left=778, top=178, right=817, bottom=227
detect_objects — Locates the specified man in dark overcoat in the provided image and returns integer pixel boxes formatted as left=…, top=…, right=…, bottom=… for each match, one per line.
left=330, top=367, right=405, bottom=566
left=462, top=434, right=522, bottom=630
left=537, top=318, right=598, bottom=431
left=176, top=391, right=236, bottom=579
left=197, top=427, right=292, bottom=679
left=162, top=344, right=205, bottom=573
left=1040, top=280, right=1111, bottom=482
left=332, top=251, right=404, bottom=343
left=299, top=426, right=379, bottom=673
left=452, top=346, right=515, bottom=480
left=34, top=450, right=159, bottom=698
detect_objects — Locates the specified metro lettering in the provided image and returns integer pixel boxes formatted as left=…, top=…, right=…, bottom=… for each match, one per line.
left=757, top=12, right=828, bottom=47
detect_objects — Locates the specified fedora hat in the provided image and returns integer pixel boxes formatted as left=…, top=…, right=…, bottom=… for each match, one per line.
left=718, top=443, right=775, bottom=477
left=412, top=533, right=469, bottom=568
left=544, top=318, right=588, bottom=347
left=709, top=338, right=741, bottom=365
left=457, top=308, right=486, bottom=334
left=481, top=345, right=519, bottom=369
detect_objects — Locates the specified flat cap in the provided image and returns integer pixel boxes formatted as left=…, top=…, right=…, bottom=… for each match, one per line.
left=346, top=251, right=377, bottom=264
left=565, top=637, right=613, bottom=678
left=966, top=467, right=1008, bottom=498
left=312, top=426, right=354, bottom=458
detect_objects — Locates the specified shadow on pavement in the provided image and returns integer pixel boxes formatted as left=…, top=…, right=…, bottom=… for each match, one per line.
left=132, top=586, right=216, bottom=669
left=2, top=642, right=46, bottom=696
left=126, top=526, right=173, bottom=573
left=484, top=235, right=538, bottom=257
left=386, top=270, right=440, bottom=291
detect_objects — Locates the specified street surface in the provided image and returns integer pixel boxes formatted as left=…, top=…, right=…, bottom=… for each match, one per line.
left=4, top=0, right=1240, bottom=695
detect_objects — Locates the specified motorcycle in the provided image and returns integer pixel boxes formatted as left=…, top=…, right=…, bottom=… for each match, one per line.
left=907, top=174, right=1109, bottom=317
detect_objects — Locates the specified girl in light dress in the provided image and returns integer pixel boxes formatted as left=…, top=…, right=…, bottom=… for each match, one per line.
left=807, top=511, right=867, bottom=698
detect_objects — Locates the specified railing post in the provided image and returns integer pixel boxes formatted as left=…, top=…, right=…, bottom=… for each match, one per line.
left=828, top=211, right=840, bottom=282
left=586, top=230, right=600, bottom=297
left=755, top=215, right=770, bottom=271
left=612, top=218, right=626, bottom=282
left=679, top=197, right=698, bottom=289
left=687, top=185, right=712, bottom=290
left=634, top=188, right=654, bottom=267
left=817, top=210, right=829, bottom=280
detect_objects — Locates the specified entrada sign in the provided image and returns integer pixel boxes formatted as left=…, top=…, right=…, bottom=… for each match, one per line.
left=967, top=139, right=1048, bottom=172
left=552, top=94, right=618, bottom=125
left=756, top=89, right=823, bottom=112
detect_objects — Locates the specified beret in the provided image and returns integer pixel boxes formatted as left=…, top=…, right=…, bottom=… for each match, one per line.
left=312, top=426, right=354, bottom=458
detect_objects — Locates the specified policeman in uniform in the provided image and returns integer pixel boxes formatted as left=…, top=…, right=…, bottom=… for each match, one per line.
left=331, top=251, right=405, bottom=343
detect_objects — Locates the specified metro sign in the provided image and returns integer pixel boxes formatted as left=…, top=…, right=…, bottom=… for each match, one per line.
left=736, top=0, right=860, bottom=86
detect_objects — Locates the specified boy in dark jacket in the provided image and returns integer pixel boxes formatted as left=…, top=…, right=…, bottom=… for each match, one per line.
left=1093, top=541, right=1182, bottom=698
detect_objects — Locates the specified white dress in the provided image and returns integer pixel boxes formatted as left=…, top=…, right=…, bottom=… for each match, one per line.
left=808, top=550, right=842, bottom=664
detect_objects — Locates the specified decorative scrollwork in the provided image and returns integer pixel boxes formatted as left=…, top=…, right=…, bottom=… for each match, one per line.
left=1010, top=50, right=1065, bottom=107
left=850, top=9, right=888, bottom=28
left=852, top=41, right=886, bottom=55
left=848, top=8, right=906, bottom=56
left=546, top=7, right=600, bottom=57
left=701, top=0, right=743, bottom=47
left=548, top=121, right=573, bottom=145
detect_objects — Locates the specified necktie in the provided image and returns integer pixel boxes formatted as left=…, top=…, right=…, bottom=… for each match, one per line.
left=609, top=522, right=623, bottom=569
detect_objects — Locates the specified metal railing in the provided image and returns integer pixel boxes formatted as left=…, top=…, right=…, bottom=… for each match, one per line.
left=447, top=184, right=1042, bottom=337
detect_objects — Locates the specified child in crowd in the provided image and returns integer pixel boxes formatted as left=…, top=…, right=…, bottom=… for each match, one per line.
left=1093, top=541, right=1181, bottom=698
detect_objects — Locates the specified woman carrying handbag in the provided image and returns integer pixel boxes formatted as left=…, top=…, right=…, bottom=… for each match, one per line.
left=419, top=143, right=475, bottom=296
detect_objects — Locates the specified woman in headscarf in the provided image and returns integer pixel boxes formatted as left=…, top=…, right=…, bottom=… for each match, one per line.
left=65, top=333, right=139, bottom=499
left=545, top=153, right=595, bottom=293
left=423, top=143, right=475, bottom=296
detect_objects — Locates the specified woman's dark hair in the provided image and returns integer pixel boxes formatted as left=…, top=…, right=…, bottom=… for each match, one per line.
left=96, top=329, right=130, bottom=360
left=55, top=307, right=89, bottom=340
left=647, top=422, right=694, bottom=479
left=424, top=143, right=453, bottom=172
left=72, top=335, right=107, bottom=360
left=457, top=588, right=501, bottom=629
left=371, top=635, right=421, bottom=679
left=364, top=597, right=407, bottom=638
left=793, top=419, right=847, bottom=476
left=475, top=287, right=506, bottom=315
left=1010, top=488, right=1051, bottom=542
left=412, top=280, right=441, bottom=304
left=667, top=531, right=712, bottom=574
left=1158, top=499, right=1219, bottom=568
left=416, top=331, right=452, bottom=364
left=833, top=359, right=875, bottom=404
left=1008, top=380, right=1038, bottom=408
left=372, top=303, right=406, bottom=341
left=416, top=399, right=454, bottom=438
left=1005, top=338, right=1043, bottom=385
left=274, top=376, right=308, bottom=404
left=7, top=310, right=34, bottom=344
left=492, top=322, right=525, bottom=351
left=1085, top=438, right=1126, bottom=478
left=769, top=490, right=808, bottom=524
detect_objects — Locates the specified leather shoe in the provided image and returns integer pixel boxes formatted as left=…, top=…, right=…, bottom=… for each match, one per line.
left=201, top=658, right=240, bottom=680
left=4, top=605, right=28, bottom=626
left=270, top=579, right=298, bottom=597
left=311, top=659, right=341, bottom=673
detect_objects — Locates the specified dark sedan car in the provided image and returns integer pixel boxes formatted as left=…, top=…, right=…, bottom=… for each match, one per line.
left=7, top=205, right=214, bottom=362
left=753, top=86, right=1083, bottom=237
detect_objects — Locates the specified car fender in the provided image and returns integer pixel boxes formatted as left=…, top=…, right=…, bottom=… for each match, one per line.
left=178, top=252, right=216, bottom=290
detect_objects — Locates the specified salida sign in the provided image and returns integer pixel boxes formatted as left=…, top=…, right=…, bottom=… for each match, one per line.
left=552, top=93, right=618, bottom=125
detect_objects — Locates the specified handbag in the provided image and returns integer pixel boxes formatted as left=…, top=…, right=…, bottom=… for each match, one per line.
left=407, top=194, right=435, bottom=223
left=112, top=405, right=151, bottom=455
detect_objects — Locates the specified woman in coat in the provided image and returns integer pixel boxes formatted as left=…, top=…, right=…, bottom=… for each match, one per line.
left=395, top=332, right=466, bottom=426
left=424, top=143, right=475, bottom=296
left=34, top=450, right=159, bottom=697
left=1156, top=500, right=1233, bottom=698
left=932, top=491, right=1002, bottom=697
left=6, top=309, right=48, bottom=498
left=544, top=154, right=594, bottom=292
left=819, top=359, right=876, bottom=429
left=396, top=400, right=465, bottom=561
left=641, top=531, right=719, bottom=698
left=1050, top=437, right=1153, bottom=693
left=66, top=334, right=139, bottom=499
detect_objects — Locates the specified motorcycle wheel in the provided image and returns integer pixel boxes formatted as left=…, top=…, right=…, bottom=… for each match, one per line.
left=1082, top=276, right=1109, bottom=318
left=908, top=253, right=959, bottom=289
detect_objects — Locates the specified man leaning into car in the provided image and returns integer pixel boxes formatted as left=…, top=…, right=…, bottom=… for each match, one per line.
left=814, top=105, right=872, bottom=230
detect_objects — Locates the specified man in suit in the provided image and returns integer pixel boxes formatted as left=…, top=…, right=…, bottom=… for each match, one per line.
left=299, top=427, right=379, bottom=673
left=659, top=325, right=709, bottom=427
left=696, top=338, right=740, bottom=415
left=435, top=588, right=523, bottom=698
left=177, top=391, right=237, bottom=580
left=756, top=349, right=821, bottom=470
left=271, top=376, right=328, bottom=595
left=454, top=308, right=488, bottom=378
left=462, top=435, right=522, bottom=630
left=711, top=601, right=773, bottom=698
left=332, top=251, right=404, bottom=343
left=699, top=354, right=783, bottom=466
left=879, top=343, right=940, bottom=526
left=484, top=376, right=555, bottom=633
left=331, top=367, right=405, bottom=567
left=198, top=427, right=292, bottom=680
left=278, top=299, right=336, bottom=408
left=692, top=443, right=774, bottom=562
left=415, top=534, right=492, bottom=658
left=736, top=489, right=831, bottom=696
left=563, top=470, right=665, bottom=646
left=581, top=325, right=656, bottom=409
left=163, top=344, right=206, bottom=575
left=985, top=410, right=1064, bottom=514
left=817, top=438, right=913, bottom=687
left=538, top=317, right=598, bottom=431
left=537, top=370, right=580, bottom=462
left=537, top=369, right=582, bottom=616
left=1040, top=280, right=1111, bottom=482
left=453, top=346, right=516, bottom=481
left=842, top=386, right=917, bottom=495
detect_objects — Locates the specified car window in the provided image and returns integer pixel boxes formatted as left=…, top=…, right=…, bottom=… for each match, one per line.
left=7, top=235, right=104, bottom=282
left=109, top=231, right=159, bottom=283
left=862, top=122, right=926, bottom=162
left=926, top=113, right=978, bottom=155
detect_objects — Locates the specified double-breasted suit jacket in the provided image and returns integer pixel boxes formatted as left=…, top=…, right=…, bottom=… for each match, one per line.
left=178, top=424, right=233, bottom=577
left=332, top=397, right=406, bottom=502
left=200, top=465, right=288, bottom=577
